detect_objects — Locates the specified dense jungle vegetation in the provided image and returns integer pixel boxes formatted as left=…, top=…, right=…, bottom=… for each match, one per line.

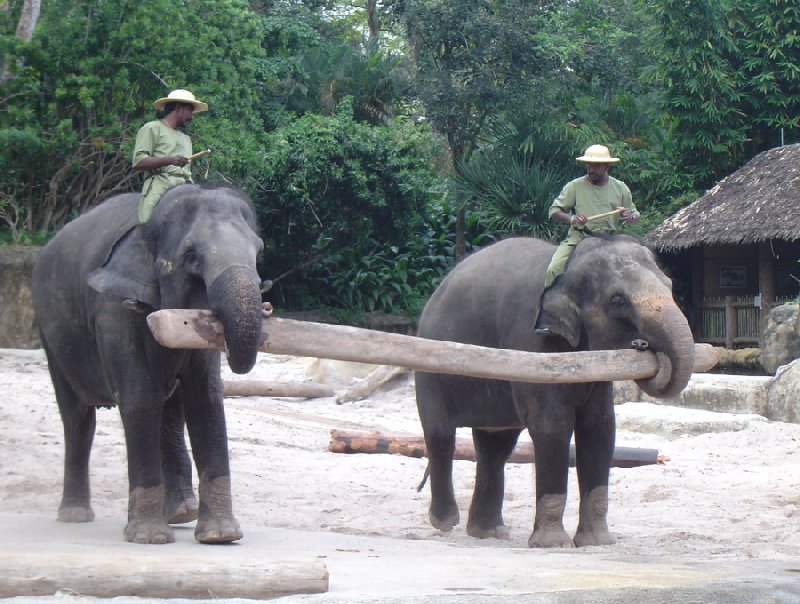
left=1, top=0, right=799, bottom=319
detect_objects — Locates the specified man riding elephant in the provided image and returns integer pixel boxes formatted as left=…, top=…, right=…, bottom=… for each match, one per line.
left=535, top=144, right=640, bottom=336
left=133, top=89, right=208, bottom=223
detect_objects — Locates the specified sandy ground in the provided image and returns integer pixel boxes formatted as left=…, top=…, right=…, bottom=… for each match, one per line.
left=2, top=348, right=800, bottom=602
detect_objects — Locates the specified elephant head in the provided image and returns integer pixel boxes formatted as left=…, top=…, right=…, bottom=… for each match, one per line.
left=88, top=184, right=264, bottom=374
left=539, top=234, right=695, bottom=399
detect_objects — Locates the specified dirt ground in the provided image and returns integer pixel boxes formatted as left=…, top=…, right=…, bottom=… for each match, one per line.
left=1, top=348, right=800, bottom=602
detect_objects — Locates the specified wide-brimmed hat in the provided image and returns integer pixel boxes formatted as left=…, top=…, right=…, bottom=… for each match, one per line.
left=576, top=144, right=620, bottom=163
left=153, top=89, right=208, bottom=113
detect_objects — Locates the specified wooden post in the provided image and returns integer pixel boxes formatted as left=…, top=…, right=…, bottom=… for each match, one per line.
left=725, top=295, right=737, bottom=349
left=758, top=241, right=776, bottom=345
left=147, top=309, right=717, bottom=385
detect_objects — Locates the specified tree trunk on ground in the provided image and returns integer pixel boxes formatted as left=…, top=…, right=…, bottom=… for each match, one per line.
left=328, top=429, right=666, bottom=468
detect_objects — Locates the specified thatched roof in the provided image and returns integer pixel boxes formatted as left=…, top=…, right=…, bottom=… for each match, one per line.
left=647, top=144, right=800, bottom=251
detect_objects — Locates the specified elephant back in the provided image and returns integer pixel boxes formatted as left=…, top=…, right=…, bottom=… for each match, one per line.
left=417, top=238, right=556, bottom=349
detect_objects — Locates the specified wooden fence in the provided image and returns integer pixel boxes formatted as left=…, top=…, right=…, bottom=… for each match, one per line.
left=697, top=296, right=793, bottom=348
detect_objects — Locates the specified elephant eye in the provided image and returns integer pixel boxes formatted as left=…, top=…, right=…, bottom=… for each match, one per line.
left=608, top=293, right=628, bottom=313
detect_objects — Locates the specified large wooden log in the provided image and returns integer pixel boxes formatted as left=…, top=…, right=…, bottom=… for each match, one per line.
left=147, top=310, right=717, bottom=385
left=328, top=429, right=665, bottom=468
left=224, top=380, right=334, bottom=398
left=0, top=554, right=328, bottom=599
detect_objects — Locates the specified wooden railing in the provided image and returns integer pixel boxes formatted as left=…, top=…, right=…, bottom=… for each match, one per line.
left=697, top=296, right=793, bottom=348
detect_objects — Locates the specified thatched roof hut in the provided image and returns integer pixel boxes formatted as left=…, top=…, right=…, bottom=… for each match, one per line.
left=648, top=143, right=800, bottom=251
left=647, top=144, right=800, bottom=349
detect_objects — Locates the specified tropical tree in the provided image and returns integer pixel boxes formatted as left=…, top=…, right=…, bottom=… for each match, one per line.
left=0, top=0, right=266, bottom=237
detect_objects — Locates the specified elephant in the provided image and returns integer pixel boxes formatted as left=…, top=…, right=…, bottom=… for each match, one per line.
left=415, top=234, right=695, bottom=548
left=31, top=184, right=265, bottom=544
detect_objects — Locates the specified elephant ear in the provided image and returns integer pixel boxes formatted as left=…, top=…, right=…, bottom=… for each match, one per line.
left=537, top=282, right=581, bottom=347
left=86, top=225, right=160, bottom=309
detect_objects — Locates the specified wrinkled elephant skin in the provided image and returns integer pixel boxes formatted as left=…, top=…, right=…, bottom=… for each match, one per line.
left=415, top=235, right=694, bottom=548
left=31, top=184, right=265, bottom=544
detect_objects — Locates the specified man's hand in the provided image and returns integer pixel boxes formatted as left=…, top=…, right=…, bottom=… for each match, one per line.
left=619, top=207, right=638, bottom=224
left=571, top=213, right=587, bottom=226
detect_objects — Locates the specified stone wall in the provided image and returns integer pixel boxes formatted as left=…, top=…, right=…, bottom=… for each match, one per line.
left=0, top=247, right=40, bottom=349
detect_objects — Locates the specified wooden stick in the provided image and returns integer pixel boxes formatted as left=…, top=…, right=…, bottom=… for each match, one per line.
left=585, top=207, right=624, bottom=222
left=336, top=366, right=410, bottom=404
left=223, top=380, right=334, bottom=399
left=329, top=429, right=665, bottom=468
left=146, top=310, right=717, bottom=385
left=188, top=148, right=212, bottom=161
left=0, top=554, right=328, bottom=599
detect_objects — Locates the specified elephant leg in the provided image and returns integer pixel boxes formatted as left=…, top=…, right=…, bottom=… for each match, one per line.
left=50, top=358, right=96, bottom=523
left=181, top=352, right=242, bottom=544
left=119, top=399, right=174, bottom=544
left=422, top=425, right=459, bottom=532
left=161, top=388, right=198, bottom=524
left=529, top=430, right=574, bottom=548
left=573, top=392, right=616, bottom=547
left=466, top=428, right=520, bottom=540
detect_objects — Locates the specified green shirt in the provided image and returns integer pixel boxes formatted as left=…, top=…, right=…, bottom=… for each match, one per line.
left=132, top=120, right=193, bottom=222
left=549, top=175, right=637, bottom=240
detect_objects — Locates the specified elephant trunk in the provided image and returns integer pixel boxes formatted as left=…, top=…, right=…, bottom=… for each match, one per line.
left=207, top=266, right=263, bottom=374
left=633, top=296, right=696, bottom=399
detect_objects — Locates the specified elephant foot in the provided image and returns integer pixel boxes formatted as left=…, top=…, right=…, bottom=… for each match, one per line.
left=575, top=486, right=614, bottom=546
left=429, top=502, right=460, bottom=532
left=467, top=522, right=511, bottom=540
left=530, top=493, right=573, bottom=548
left=58, top=505, right=95, bottom=523
left=195, top=516, right=243, bottom=544
left=196, top=474, right=242, bottom=544
left=125, top=485, right=174, bottom=544
left=167, top=494, right=199, bottom=524
left=528, top=527, right=575, bottom=548
left=574, top=526, right=616, bottom=547
left=125, top=519, right=175, bottom=544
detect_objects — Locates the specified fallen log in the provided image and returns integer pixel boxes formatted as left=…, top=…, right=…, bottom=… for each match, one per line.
left=335, top=365, right=410, bottom=404
left=147, top=310, right=718, bottom=385
left=224, top=380, right=334, bottom=399
left=329, top=429, right=666, bottom=468
left=0, top=554, right=328, bottom=599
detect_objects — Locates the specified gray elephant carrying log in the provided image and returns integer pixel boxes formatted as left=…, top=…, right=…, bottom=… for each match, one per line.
left=415, top=235, right=695, bottom=548
left=31, top=184, right=265, bottom=544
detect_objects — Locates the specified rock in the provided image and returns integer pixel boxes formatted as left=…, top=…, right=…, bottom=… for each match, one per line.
left=615, top=402, right=767, bottom=438
left=766, top=358, right=800, bottom=423
left=713, top=346, right=762, bottom=370
left=0, top=246, right=40, bottom=349
left=615, top=374, right=773, bottom=416
left=761, top=303, right=800, bottom=374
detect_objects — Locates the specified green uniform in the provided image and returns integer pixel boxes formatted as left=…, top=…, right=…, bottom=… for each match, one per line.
left=132, top=120, right=193, bottom=222
left=543, top=175, right=638, bottom=287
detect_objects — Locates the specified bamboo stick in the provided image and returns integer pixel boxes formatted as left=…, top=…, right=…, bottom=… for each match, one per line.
left=146, top=310, right=717, bottom=385
left=585, top=207, right=624, bottom=222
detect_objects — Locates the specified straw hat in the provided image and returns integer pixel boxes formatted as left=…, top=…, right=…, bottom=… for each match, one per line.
left=153, top=89, right=208, bottom=113
left=576, top=144, right=619, bottom=163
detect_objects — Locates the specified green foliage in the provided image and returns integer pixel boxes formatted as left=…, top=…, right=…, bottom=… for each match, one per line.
left=456, top=117, right=577, bottom=240
left=257, top=102, right=443, bottom=298
left=291, top=201, right=494, bottom=317
left=0, top=0, right=267, bottom=232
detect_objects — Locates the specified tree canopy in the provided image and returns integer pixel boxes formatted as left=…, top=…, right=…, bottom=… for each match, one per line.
left=1, top=0, right=798, bottom=313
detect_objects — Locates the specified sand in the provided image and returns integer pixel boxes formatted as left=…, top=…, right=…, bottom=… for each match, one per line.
left=1, top=348, right=800, bottom=601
